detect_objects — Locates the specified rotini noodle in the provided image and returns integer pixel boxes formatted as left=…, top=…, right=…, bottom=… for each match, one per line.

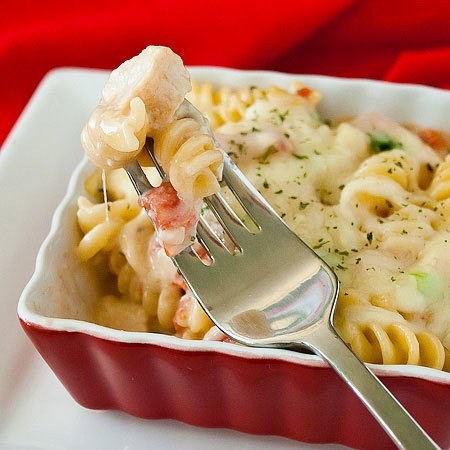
left=429, top=154, right=450, bottom=200
left=153, top=117, right=223, bottom=203
left=187, top=82, right=267, bottom=128
left=336, top=303, right=445, bottom=369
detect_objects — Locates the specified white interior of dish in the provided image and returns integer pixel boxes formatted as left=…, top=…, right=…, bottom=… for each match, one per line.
left=18, top=68, right=450, bottom=383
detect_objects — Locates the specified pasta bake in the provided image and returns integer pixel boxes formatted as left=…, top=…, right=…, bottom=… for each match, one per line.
left=78, top=50, right=450, bottom=372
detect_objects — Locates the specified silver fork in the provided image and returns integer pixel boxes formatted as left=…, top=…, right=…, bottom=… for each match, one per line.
left=125, top=100, right=440, bottom=450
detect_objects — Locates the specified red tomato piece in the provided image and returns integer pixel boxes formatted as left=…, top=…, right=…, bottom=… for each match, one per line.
left=418, top=128, right=449, bottom=158
left=297, top=87, right=312, bottom=98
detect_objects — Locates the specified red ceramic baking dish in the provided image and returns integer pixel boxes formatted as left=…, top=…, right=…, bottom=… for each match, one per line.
left=18, top=68, right=450, bottom=449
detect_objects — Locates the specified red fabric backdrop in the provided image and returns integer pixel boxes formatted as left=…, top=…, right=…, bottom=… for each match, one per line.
left=1, top=0, right=450, bottom=145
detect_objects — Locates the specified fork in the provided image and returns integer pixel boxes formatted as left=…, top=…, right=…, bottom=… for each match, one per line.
left=125, top=100, right=440, bottom=450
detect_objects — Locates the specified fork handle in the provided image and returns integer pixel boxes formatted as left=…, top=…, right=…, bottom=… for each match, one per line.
left=300, top=325, right=440, bottom=450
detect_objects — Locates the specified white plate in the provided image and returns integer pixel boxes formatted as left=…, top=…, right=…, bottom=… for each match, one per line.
left=0, top=68, right=347, bottom=450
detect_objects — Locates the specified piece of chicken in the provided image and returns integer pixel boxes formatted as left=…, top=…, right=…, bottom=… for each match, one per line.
left=81, top=46, right=191, bottom=169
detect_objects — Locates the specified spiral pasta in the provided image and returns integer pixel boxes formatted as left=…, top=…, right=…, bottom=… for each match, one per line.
left=336, top=302, right=445, bottom=369
left=153, top=117, right=223, bottom=203
left=186, top=82, right=267, bottom=128
left=429, top=154, right=450, bottom=200
left=76, top=195, right=136, bottom=262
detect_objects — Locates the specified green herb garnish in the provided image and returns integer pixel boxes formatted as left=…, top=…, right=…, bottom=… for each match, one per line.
left=278, top=110, right=289, bottom=123
left=368, top=132, right=403, bottom=153
left=258, top=145, right=277, bottom=163
left=313, top=240, right=330, bottom=249
left=299, top=202, right=310, bottom=210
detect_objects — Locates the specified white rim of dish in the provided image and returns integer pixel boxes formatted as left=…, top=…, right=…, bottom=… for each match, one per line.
left=17, top=68, right=450, bottom=384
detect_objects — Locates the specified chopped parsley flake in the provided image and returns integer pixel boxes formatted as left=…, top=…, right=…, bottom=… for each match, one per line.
left=313, top=240, right=330, bottom=249
left=270, top=108, right=289, bottom=124
left=299, top=201, right=310, bottom=210
left=279, top=110, right=289, bottom=123
left=293, top=154, right=309, bottom=160
left=367, top=232, right=373, bottom=244
left=257, top=145, right=277, bottom=163
left=229, top=139, right=246, bottom=154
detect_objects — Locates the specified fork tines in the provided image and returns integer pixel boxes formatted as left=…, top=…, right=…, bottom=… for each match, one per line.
left=125, top=137, right=282, bottom=262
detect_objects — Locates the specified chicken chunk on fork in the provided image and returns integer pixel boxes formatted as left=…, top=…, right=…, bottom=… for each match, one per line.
left=82, top=46, right=191, bottom=169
